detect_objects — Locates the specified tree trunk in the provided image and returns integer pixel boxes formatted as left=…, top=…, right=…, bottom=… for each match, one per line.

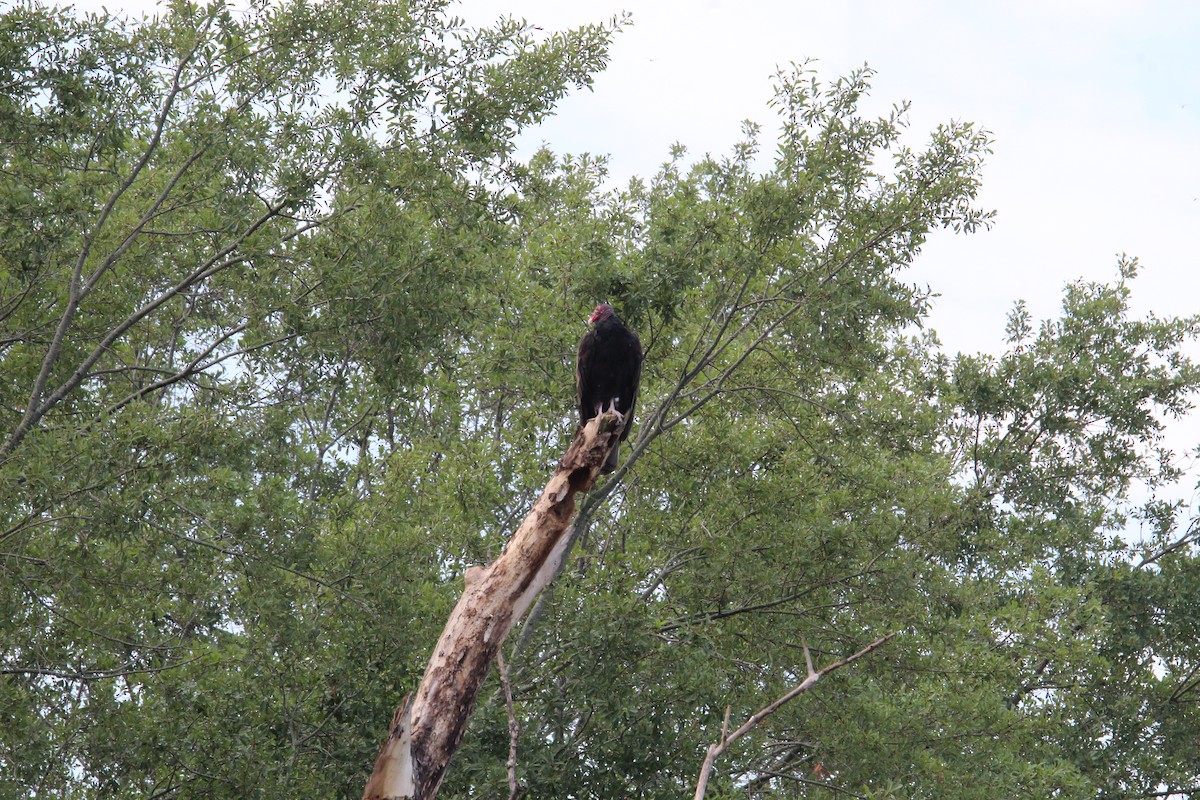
left=362, top=411, right=626, bottom=800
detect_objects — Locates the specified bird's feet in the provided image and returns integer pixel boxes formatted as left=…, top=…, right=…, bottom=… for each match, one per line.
left=604, top=398, right=625, bottom=424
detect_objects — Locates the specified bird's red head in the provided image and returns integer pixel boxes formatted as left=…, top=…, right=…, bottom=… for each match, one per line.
left=589, top=303, right=615, bottom=324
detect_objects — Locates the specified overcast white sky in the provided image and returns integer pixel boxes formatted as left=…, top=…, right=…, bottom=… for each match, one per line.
left=75, top=0, right=1199, bottom=354
left=450, top=0, right=1200, bottom=358
left=456, top=0, right=1200, bottom=514
left=70, top=0, right=1200, bottom=484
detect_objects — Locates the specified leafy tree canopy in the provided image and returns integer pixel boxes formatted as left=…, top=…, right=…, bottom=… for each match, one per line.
left=1, top=2, right=1198, bottom=799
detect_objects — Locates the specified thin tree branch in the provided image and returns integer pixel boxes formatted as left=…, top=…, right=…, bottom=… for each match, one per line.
left=1, top=206, right=327, bottom=462
left=497, top=651, right=521, bottom=800
left=752, top=769, right=866, bottom=798
left=102, top=327, right=299, bottom=417
left=5, top=20, right=209, bottom=460
left=693, top=632, right=897, bottom=800
left=1136, top=520, right=1200, bottom=569
left=1, top=653, right=210, bottom=681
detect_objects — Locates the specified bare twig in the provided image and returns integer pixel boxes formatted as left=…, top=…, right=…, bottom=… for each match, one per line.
left=497, top=651, right=520, bottom=800
left=692, top=632, right=897, bottom=800
left=754, top=769, right=866, bottom=798
left=1, top=653, right=210, bottom=680
left=1135, top=520, right=1200, bottom=569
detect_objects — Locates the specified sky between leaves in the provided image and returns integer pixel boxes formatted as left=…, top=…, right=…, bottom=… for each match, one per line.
left=447, top=0, right=1200, bottom=356
left=454, top=0, right=1200, bottom=520
left=75, top=0, right=1200, bottom=352
left=70, top=0, right=1200, bottom=503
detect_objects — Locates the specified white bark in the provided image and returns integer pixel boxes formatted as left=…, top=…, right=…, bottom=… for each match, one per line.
left=692, top=633, right=898, bottom=800
left=363, top=412, right=625, bottom=800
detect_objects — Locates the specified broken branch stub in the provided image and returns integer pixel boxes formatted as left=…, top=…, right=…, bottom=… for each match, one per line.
left=363, top=412, right=625, bottom=800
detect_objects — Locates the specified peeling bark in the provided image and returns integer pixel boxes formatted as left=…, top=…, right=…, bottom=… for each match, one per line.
left=363, top=412, right=624, bottom=800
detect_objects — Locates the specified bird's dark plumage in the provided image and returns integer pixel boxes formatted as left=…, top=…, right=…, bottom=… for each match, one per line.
left=576, top=303, right=643, bottom=474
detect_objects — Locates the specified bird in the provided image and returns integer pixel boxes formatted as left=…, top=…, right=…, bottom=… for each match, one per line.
left=576, top=302, right=643, bottom=474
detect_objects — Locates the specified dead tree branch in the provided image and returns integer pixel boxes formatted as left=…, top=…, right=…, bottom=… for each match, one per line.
left=692, top=632, right=898, bottom=800
left=362, top=412, right=625, bottom=800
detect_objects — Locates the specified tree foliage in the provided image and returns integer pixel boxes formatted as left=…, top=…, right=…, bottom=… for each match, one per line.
left=2, top=3, right=1199, bottom=799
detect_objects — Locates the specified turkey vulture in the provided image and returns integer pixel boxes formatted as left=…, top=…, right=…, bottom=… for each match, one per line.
left=576, top=303, right=643, bottom=474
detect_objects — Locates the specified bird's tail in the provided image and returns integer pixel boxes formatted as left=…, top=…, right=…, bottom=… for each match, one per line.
left=601, top=442, right=619, bottom=474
